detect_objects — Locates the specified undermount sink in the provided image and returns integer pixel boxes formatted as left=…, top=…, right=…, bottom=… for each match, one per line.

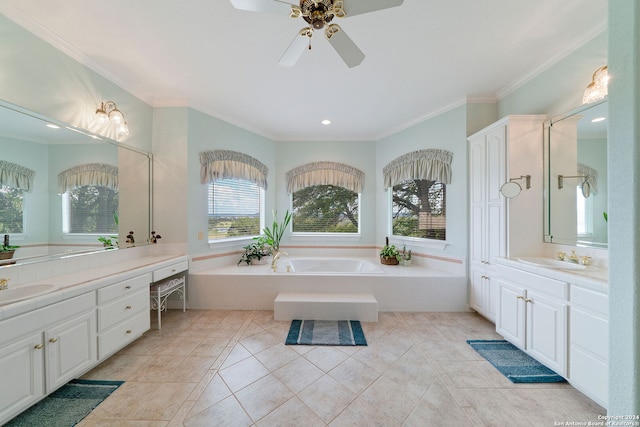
left=0, top=284, right=60, bottom=306
left=517, top=257, right=587, bottom=271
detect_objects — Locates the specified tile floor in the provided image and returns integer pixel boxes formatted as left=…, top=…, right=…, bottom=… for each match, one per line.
left=79, top=310, right=605, bottom=426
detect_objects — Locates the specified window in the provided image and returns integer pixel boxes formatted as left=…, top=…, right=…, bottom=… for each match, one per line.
left=208, top=178, right=264, bottom=240
left=63, top=185, right=118, bottom=234
left=291, top=184, right=359, bottom=233
left=576, top=186, right=593, bottom=236
left=0, top=186, right=24, bottom=233
left=391, top=179, right=446, bottom=240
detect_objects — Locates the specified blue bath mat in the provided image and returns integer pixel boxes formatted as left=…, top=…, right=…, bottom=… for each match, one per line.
left=286, top=320, right=367, bottom=346
left=467, top=340, right=565, bottom=383
left=5, top=379, right=124, bottom=426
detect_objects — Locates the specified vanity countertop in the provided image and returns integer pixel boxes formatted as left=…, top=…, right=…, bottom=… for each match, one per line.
left=495, top=257, right=608, bottom=293
left=0, top=254, right=188, bottom=321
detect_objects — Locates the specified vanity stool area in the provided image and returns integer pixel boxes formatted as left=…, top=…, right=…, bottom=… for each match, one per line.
left=150, top=259, right=189, bottom=329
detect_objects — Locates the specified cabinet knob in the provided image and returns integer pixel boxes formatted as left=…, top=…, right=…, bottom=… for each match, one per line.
left=481, top=275, right=489, bottom=280
left=49, top=337, right=58, bottom=343
left=126, top=305, right=132, bottom=309
left=525, top=298, right=532, bottom=303
left=34, top=343, right=43, bottom=350
left=126, top=329, right=132, bottom=334
left=517, top=295, right=525, bottom=300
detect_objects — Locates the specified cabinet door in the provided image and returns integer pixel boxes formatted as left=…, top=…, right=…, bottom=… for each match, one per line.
left=485, top=126, right=506, bottom=205
left=496, top=279, right=525, bottom=349
left=0, top=333, right=45, bottom=423
left=526, top=290, right=567, bottom=376
left=45, top=311, right=97, bottom=392
left=469, top=267, right=485, bottom=313
left=486, top=275, right=498, bottom=323
left=469, top=138, right=486, bottom=265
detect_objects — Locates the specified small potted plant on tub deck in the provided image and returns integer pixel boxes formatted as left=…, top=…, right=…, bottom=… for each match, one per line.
left=238, top=236, right=272, bottom=265
left=380, top=237, right=400, bottom=265
left=0, top=234, right=18, bottom=261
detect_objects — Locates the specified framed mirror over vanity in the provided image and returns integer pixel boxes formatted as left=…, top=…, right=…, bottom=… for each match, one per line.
left=544, top=99, right=608, bottom=249
left=0, top=99, right=153, bottom=267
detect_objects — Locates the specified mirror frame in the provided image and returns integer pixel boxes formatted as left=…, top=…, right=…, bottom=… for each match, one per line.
left=543, top=98, right=607, bottom=249
left=0, top=99, right=154, bottom=267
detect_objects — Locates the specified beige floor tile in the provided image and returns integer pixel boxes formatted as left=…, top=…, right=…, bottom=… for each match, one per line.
left=234, top=374, right=294, bottom=421
left=298, top=375, right=356, bottom=423
left=256, top=396, right=325, bottom=427
left=70, top=310, right=606, bottom=427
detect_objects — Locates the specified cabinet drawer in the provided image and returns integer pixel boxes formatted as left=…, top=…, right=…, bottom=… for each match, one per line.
left=153, top=261, right=188, bottom=282
left=98, top=289, right=149, bottom=332
left=570, top=285, right=608, bottom=317
left=495, top=265, right=567, bottom=299
left=98, top=274, right=150, bottom=304
left=98, top=310, right=150, bottom=359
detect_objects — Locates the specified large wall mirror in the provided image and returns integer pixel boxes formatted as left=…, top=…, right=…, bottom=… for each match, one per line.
left=0, top=100, right=152, bottom=267
left=544, top=99, right=607, bottom=248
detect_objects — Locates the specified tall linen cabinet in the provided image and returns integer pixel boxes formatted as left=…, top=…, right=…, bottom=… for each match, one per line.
left=468, top=115, right=545, bottom=322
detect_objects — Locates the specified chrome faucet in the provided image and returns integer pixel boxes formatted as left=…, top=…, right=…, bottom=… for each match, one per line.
left=0, top=278, right=8, bottom=290
left=271, top=251, right=287, bottom=272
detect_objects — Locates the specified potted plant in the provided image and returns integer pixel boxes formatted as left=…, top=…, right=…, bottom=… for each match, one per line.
left=0, top=244, right=18, bottom=261
left=263, top=210, right=292, bottom=253
left=380, top=237, right=400, bottom=265
left=238, top=236, right=272, bottom=265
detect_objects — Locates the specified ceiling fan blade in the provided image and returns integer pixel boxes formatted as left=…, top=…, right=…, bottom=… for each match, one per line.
left=278, top=28, right=313, bottom=67
left=325, top=24, right=365, bottom=68
left=229, top=0, right=295, bottom=14
left=342, top=0, right=403, bottom=17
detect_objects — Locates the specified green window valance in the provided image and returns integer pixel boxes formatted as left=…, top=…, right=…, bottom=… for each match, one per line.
left=199, top=150, right=269, bottom=190
left=58, top=163, right=118, bottom=193
left=383, top=149, right=453, bottom=188
left=285, top=161, right=365, bottom=193
left=0, top=160, right=35, bottom=191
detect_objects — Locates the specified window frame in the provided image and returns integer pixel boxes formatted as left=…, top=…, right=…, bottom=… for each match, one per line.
left=206, top=177, right=266, bottom=244
left=289, top=184, right=361, bottom=237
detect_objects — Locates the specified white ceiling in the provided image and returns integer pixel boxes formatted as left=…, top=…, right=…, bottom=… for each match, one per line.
left=2, top=0, right=607, bottom=141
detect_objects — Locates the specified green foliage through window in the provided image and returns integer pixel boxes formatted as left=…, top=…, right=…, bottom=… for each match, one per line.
left=392, top=179, right=446, bottom=240
left=292, top=184, right=359, bottom=233
left=0, top=186, right=24, bottom=233
left=66, top=185, right=118, bottom=233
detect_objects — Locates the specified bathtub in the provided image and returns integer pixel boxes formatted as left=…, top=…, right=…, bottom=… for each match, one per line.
left=188, top=255, right=469, bottom=313
left=284, top=257, right=384, bottom=274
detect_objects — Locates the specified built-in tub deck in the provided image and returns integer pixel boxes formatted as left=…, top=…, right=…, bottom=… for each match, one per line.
left=188, top=257, right=468, bottom=314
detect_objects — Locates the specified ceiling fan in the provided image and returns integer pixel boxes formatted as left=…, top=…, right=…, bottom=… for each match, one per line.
left=229, top=0, right=404, bottom=68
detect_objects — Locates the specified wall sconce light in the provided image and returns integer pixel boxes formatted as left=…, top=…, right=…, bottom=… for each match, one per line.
left=95, top=101, right=130, bottom=137
left=500, top=175, right=531, bottom=198
left=582, top=65, right=608, bottom=104
left=558, top=174, right=591, bottom=198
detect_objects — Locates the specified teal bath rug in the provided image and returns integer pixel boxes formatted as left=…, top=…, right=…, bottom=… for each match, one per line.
left=6, top=379, right=124, bottom=427
left=286, top=319, right=367, bottom=346
left=467, top=339, right=565, bottom=383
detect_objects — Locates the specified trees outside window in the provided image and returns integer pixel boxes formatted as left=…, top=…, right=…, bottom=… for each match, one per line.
left=64, top=185, right=118, bottom=233
left=392, top=179, right=446, bottom=240
left=0, top=186, right=24, bottom=233
left=292, top=184, right=359, bottom=233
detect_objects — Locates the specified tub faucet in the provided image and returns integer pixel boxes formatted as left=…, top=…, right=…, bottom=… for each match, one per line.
left=271, top=251, right=287, bottom=272
left=0, top=278, right=8, bottom=290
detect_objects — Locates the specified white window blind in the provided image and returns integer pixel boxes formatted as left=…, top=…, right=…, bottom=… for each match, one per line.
left=291, top=184, right=359, bottom=233
left=62, top=185, right=118, bottom=234
left=208, top=178, right=264, bottom=240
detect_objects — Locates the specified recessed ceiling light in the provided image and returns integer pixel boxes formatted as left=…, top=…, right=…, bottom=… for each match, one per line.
left=591, top=117, right=606, bottom=123
left=46, top=123, right=60, bottom=129
left=321, top=119, right=331, bottom=126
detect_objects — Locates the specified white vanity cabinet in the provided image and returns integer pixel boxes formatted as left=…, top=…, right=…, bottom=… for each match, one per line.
left=495, top=264, right=568, bottom=377
left=468, top=115, right=545, bottom=322
left=0, top=292, right=97, bottom=423
left=569, top=285, right=608, bottom=407
left=97, top=273, right=152, bottom=359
